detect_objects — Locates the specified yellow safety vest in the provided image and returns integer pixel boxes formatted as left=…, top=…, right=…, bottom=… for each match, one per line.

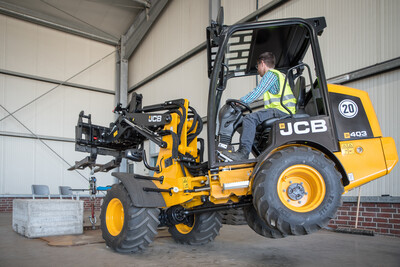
left=263, top=69, right=297, bottom=114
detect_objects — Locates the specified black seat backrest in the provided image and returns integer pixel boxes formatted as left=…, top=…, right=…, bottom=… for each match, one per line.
left=293, top=76, right=306, bottom=113
left=257, top=76, right=308, bottom=131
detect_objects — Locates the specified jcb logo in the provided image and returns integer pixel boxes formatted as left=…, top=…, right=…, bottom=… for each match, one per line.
left=279, top=119, right=327, bottom=136
left=148, top=115, right=162, bottom=123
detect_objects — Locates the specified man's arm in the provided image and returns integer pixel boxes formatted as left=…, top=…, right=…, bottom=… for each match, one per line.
left=240, top=71, right=279, bottom=104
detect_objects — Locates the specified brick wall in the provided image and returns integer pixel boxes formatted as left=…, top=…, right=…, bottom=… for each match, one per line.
left=328, top=201, right=400, bottom=237
left=0, top=196, right=104, bottom=212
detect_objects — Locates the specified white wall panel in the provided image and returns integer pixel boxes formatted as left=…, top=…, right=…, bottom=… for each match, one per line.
left=257, top=0, right=400, bottom=79
left=1, top=76, right=38, bottom=134
left=0, top=76, right=114, bottom=138
left=0, top=14, right=116, bottom=91
left=2, top=136, right=35, bottom=194
left=0, top=14, right=116, bottom=194
left=129, top=0, right=208, bottom=86
left=0, top=15, right=6, bottom=69
left=221, top=0, right=256, bottom=25
left=0, top=76, right=5, bottom=127
left=0, top=136, right=116, bottom=195
left=135, top=50, right=209, bottom=117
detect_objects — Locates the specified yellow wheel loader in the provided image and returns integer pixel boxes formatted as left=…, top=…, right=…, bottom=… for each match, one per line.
left=69, top=11, right=398, bottom=253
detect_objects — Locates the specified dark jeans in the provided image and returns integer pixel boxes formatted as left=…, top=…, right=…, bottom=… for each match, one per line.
left=240, top=108, right=287, bottom=153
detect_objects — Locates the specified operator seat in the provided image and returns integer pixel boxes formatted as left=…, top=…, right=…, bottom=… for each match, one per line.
left=257, top=76, right=309, bottom=130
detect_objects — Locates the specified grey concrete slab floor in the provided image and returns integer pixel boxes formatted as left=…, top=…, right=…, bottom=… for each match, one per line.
left=0, top=213, right=399, bottom=267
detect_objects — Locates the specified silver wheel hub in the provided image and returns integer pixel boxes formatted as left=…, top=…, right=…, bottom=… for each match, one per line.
left=287, top=183, right=305, bottom=200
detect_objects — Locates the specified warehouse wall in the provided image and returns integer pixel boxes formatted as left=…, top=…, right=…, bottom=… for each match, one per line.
left=0, top=14, right=117, bottom=195
left=128, top=0, right=400, bottom=197
left=129, top=0, right=209, bottom=115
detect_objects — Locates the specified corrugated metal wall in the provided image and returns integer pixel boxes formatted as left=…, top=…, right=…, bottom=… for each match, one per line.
left=129, top=0, right=399, bottom=196
left=129, top=0, right=209, bottom=116
left=343, top=70, right=400, bottom=196
left=0, top=15, right=117, bottom=194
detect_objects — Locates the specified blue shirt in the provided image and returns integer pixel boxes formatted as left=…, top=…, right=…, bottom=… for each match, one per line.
left=240, top=71, right=279, bottom=104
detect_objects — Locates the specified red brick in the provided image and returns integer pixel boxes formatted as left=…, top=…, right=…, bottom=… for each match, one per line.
left=351, top=206, right=365, bottom=212
left=361, top=212, right=377, bottom=217
left=361, top=203, right=377, bottom=207
left=389, top=219, right=400, bottom=224
left=394, top=224, right=400, bottom=229
left=338, top=216, right=350, bottom=220
left=378, top=228, right=389, bottom=234
left=389, top=229, right=400, bottom=235
left=335, top=220, right=348, bottom=225
left=377, top=213, right=393, bottom=218
left=392, top=204, right=400, bottom=208
left=377, top=203, right=391, bottom=207
left=393, top=214, right=400, bottom=219
left=349, top=221, right=360, bottom=227
left=350, top=217, right=364, bottom=222
left=381, top=208, right=396, bottom=213
left=365, top=207, right=380, bottom=212
left=339, top=206, right=351, bottom=211
left=348, top=211, right=357, bottom=216
left=361, top=222, right=376, bottom=227
left=377, top=223, right=393, bottom=229
left=342, top=202, right=353, bottom=206
left=373, top=218, right=388, bottom=223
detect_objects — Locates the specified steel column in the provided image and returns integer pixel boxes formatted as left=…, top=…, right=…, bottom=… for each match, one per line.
left=124, top=0, right=170, bottom=59
left=209, top=0, right=221, bottom=24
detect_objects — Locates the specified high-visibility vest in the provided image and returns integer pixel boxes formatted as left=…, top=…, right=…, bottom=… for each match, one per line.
left=263, top=69, right=297, bottom=114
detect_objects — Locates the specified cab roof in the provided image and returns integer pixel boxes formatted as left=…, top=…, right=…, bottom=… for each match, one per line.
left=207, top=17, right=326, bottom=77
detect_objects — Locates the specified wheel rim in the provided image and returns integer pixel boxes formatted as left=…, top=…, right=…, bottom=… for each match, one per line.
left=277, top=164, right=326, bottom=213
left=106, top=198, right=124, bottom=236
left=175, top=217, right=195, bottom=234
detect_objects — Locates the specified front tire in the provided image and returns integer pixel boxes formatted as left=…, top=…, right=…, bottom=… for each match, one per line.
left=100, top=183, right=160, bottom=253
left=253, top=146, right=343, bottom=236
left=168, top=211, right=222, bottom=245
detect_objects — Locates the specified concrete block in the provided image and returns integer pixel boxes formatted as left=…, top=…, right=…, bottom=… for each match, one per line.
left=12, top=199, right=83, bottom=238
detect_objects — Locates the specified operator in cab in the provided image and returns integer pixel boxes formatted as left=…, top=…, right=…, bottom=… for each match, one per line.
left=221, top=52, right=297, bottom=161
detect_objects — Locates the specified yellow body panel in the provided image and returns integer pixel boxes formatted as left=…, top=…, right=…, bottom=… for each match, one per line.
left=337, top=138, right=397, bottom=192
left=328, top=84, right=382, bottom=137
left=328, top=84, right=397, bottom=191
left=210, top=166, right=254, bottom=200
left=381, top=137, right=398, bottom=173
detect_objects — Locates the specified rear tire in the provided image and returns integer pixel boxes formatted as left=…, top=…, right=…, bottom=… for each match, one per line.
left=253, top=146, right=343, bottom=236
left=221, top=208, right=247, bottom=225
left=168, top=211, right=222, bottom=245
left=100, top=183, right=160, bottom=253
left=243, top=205, right=285, bottom=238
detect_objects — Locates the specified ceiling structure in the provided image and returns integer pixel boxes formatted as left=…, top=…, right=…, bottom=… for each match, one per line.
left=0, top=0, right=167, bottom=50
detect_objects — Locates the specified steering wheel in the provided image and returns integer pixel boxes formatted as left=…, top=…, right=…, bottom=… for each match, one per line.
left=226, top=99, right=252, bottom=113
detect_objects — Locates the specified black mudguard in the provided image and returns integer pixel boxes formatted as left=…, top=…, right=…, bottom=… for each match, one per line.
left=112, top=172, right=166, bottom=208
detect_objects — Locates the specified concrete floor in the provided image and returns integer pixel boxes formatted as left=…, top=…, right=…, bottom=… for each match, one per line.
left=1, top=213, right=399, bottom=267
